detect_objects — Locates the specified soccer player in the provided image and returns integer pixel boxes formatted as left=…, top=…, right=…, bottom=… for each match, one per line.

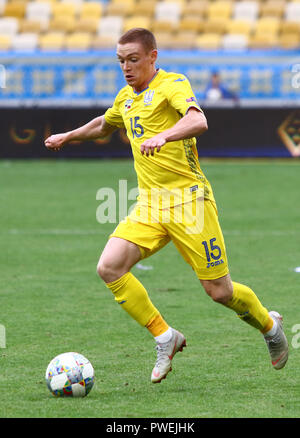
left=45, top=28, right=288, bottom=383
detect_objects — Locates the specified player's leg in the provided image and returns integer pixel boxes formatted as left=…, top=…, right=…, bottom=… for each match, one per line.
left=168, top=199, right=288, bottom=369
left=97, top=236, right=165, bottom=330
left=170, top=199, right=271, bottom=331
left=98, top=214, right=186, bottom=383
left=200, top=274, right=289, bottom=369
left=200, top=274, right=271, bottom=332
left=97, top=236, right=141, bottom=282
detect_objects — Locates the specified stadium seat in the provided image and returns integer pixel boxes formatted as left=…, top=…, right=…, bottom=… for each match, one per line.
left=203, top=17, right=230, bottom=34
left=260, top=0, right=285, bottom=18
left=207, top=1, right=233, bottom=19
left=255, top=17, right=280, bottom=35
left=154, top=30, right=174, bottom=48
left=233, top=1, right=260, bottom=22
left=0, top=0, right=296, bottom=53
left=92, top=34, right=119, bottom=48
left=80, top=2, right=102, bottom=19
left=19, top=18, right=43, bottom=33
left=12, top=32, right=38, bottom=50
left=155, top=1, right=182, bottom=26
left=0, top=0, right=7, bottom=15
left=151, top=19, right=176, bottom=33
left=285, top=2, right=300, bottom=22
left=98, top=15, right=123, bottom=38
left=226, top=19, right=253, bottom=35
left=278, top=32, right=300, bottom=48
left=76, top=17, right=100, bottom=33
left=33, top=0, right=57, bottom=4
left=61, top=0, right=83, bottom=11
left=51, top=2, right=77, bottom=19
left=106, top=0, right=136, bottom=17
left=123, top=16, right=151, bottom=33
left=280, top=20, right=300, bottom=36
left=26, top=2, right=51, bottom=30
left=195, top=33, right=222, bottom=49
left=0, top=33, right=12, bottom=50
left=222, top=33, right=248, bottom=49
left=48, top=16, right=76, bottom=33
left=109, top=0, right=135, bottom=4
left=178, top=16, right=204, bottom=33
left=133, top=0, right=156, bottom=17
left=65, top=31, right=92, bottom=50
left=3, top=1, right=26, bottom=19
left=251, top=18, right=280, bottom=49
left=0, top=17, right=19, bottom=35
left=39, top=31, right=65, bottom=50
left=171, top=31, right=196, bottom=49
left=26, top=2, right=52, bottom=18
left=164, top=0, right=185, bottom=6
left=249, top=32, right=278, bottom=48
left=181, top=0, right=209, bottom=17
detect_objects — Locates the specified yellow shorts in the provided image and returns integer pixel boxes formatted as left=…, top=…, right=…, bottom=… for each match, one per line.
left=110, top=199, right=229, bottom=280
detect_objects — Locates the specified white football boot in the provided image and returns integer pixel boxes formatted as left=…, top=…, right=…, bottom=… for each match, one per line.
left=264, top=311, right=289, bottom=370
left=151, top=328, right=186, bottom=383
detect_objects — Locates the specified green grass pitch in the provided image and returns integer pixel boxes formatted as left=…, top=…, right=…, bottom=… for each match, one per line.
left=0, top=158, right=300, bottom=418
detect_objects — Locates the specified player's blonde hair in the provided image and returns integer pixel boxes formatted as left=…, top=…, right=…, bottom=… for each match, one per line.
left=118, top=28, right=157, bottom=53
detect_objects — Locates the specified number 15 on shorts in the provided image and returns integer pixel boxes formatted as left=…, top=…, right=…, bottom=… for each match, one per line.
left=202, top=238, right=224, bottom=268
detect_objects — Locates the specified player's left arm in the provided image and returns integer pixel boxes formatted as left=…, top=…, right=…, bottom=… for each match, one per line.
left=140, top=107, right=207, bottom=156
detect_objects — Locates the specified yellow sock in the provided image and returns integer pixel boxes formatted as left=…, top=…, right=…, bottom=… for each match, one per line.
left=146, top=314, right=169, bottom=337
left=261, top=315, right=274, bottom=334
left=106, top=272, right=160, bottom=327
left=226, top=281, right=272, bottom=332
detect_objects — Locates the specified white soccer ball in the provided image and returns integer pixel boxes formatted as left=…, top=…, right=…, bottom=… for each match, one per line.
left=45, top=352, right=94, bottom=397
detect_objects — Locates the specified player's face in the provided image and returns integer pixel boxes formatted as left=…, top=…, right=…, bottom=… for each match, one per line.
left=117, top=42, right=157, bottom=93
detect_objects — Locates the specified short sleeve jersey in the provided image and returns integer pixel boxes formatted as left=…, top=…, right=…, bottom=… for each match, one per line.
left=105, top=69, right=215, bottom=208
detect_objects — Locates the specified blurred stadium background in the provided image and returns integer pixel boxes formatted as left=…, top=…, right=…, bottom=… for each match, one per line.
left=0, top=0, right=299, bottom=158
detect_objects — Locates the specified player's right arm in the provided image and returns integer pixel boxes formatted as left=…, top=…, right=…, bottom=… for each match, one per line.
left=44, top=115, right=117, bottom=151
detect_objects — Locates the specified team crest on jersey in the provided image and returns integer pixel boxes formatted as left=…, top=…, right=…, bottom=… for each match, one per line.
left=124, top=99, right=133, bottom=112
left=144, top=90, right=155, bottom=106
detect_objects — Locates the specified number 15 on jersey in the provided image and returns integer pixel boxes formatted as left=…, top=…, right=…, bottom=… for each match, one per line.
left=130, top=117, right=144, bottom=138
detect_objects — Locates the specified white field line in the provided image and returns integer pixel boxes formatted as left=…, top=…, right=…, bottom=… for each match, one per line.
left=4, top=228, right=107, bottom=236
left=223, top=229, right=299, bottom=237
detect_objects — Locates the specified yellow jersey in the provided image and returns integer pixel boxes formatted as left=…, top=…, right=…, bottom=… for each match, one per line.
left=104, top=68, right=215, bottom=208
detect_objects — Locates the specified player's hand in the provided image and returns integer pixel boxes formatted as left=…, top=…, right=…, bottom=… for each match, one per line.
left=140, top=135, right=166, bottom=156
left=44, top=133, right=68, bottom=151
